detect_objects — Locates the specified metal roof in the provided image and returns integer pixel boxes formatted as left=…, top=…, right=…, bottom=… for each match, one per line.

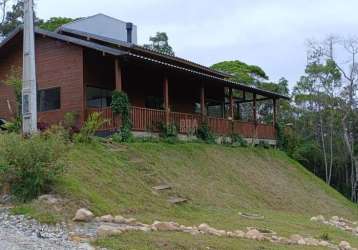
left=125, top=52, right=290, bottom=100
left=0, top=26, right=126, bottom=56
left=57, top=25, right=231, bottom=78
left=0, top=26, right=289, bottom=100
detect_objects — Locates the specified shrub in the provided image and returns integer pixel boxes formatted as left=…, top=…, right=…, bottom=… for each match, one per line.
left=196, top=122, right=215, bottom=143
left=74, top=112, right=108, bottom=143
left=159, top=123, right=178, bottom=139
left=111, top=91, right=132, bottom=143
left=224, top=133, right=248, bottom=147
left=0, top=133, right=67, bottom=201
left=1, top=116, right=22, bottom=133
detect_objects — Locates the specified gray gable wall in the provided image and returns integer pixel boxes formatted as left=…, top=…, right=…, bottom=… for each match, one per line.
left=59, top=14, right=137, bottom=44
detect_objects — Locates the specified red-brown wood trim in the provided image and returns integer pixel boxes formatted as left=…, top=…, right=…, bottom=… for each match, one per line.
left=200, top=83, right=206, bottom=119
left=229, top=87, right=234, bottom=119
left=115, top=58, right=122, bottom=91
left=163, top=76, right=169, bottom=125
left=273, top=98, right=277, bottom=127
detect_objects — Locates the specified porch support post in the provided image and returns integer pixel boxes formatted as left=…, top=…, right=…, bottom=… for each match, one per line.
left=200, top=83, right=206, bottom=120
left=253, top=93, right=257, bottom=123
left=273, top=98, right=277, bottom=127
left=163, top=76, right=169, bottom=125
left=229, top=87, right=234, bottom=119
left=115, top=58, right=122, bottom=91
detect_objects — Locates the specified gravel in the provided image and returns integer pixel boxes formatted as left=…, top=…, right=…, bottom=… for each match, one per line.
left=0, top=207, right=94, bottom=250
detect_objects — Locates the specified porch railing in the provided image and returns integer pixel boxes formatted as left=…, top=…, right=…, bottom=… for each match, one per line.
left=86, top=106, right=276, bottom=140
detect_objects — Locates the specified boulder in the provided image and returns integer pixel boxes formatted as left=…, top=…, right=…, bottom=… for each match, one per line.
left=234, top=230, right=245, bottom=238
left=98, top=214, right=114, bottom=223
left=197, top=224, right=226, bottom=236
left=245, top=229, right=264, bottom=240
left=96, top=225, right=122, bottom=237
left=331, top=216, right=340, bottom=221
left=152, top=221, right=180, bottom=231
left=124, top=218, right=138, bottom=225
left=319, top=240, right=330, bottom=247
left=113, top=215, right=126, bottom=224
left=339, top=241, right=352, bottom=250
left=310, top=215, right=325, bottom=222
left=38, top=194, right=59, bottom=205
left=73, top=208, right=94, bottom=222
left=289, top=234, right=304, bottom=243
left=304, top=238, right=319, bottom=246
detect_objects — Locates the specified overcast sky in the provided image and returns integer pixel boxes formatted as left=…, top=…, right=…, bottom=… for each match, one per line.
left=36, top=0, right=358, bottom=88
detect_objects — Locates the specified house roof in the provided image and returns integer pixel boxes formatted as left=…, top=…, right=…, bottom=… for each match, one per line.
left=0, top=26, right=290, bottom=100
left=58, top=14, right=138, bottom=45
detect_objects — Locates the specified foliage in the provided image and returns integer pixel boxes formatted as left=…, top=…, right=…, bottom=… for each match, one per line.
left=112, top=127, right=134, bottom=143
left=0, top=0, right=43, bottom=38
left=38, top=17, right=74, bottom=31
left=196, top=122, right=215, bottom=143
left=211, top=60, right=268, bottom=86
left=1, top=115, right=21, bottom=133
left=111, top=91, right=132, bottom=142
left=143, top=32, right=175, bottom=56
left=229, top=133, right=248, bottom=147
left=4, top=65, right=22, bottom=114
left=74, top=112, right=108, bottom=143
left=158, top=123, right=178, bottom=140
left=0, top=133, right=66, bottom=201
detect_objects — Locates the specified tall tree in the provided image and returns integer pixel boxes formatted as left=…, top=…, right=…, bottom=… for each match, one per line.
left=143, top=32, right=175, bottom=56
left=39, top=17, right=74, bottom=31
left=211, top=60, right=269, bottom=86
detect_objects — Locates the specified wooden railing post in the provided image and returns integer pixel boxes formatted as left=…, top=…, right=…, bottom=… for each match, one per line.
left=115, top=58, right=122, bottom=91
left=163, top=76, right=169, bottom=125
left=273, top=98, right=277, bottom=127
left=200, top=83, right=206, bottom=122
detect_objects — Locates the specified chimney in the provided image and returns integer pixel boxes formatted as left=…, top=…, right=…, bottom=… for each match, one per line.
left=126, top=22, right=133, bottom=43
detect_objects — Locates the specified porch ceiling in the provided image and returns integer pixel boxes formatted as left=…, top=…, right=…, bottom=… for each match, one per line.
left=122, top=52, right=290, bottom=101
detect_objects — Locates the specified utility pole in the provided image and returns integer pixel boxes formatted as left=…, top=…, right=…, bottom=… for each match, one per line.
left=22, top=0, right=37, bottom=134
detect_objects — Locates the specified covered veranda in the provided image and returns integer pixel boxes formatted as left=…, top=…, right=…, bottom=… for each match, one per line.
left=84, top=49, right=289, bottom=142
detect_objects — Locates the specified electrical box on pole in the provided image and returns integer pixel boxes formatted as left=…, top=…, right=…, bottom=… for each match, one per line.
left=22, top=0, right=37, bottom=135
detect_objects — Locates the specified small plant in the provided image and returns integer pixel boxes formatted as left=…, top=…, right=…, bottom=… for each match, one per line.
left=111, top=91, right=132, bottom=142
left=1, top=116, right=22, bottom=133
left=112, top=127, right=134, bottom=143
left=257, top=140, right=271, bottom=149
left=230, top=133, right=248, bottom=147
left=159, top=123, right=178, bottom=139
left=319, top=232, right=331, bottom=241
left=0, top=133, right=67, bottom=201
left=196, top=122, right=215, bottom=143
left=74, top=112, right=108, bottom=143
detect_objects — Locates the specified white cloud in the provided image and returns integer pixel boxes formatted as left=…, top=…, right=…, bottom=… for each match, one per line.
left=36, top=0, right=358, bottom=87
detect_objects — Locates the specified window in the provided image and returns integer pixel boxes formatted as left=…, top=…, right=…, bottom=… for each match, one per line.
left=86, top=86, right=113, bottom=108
left=37, top=87, right=61, bottom=112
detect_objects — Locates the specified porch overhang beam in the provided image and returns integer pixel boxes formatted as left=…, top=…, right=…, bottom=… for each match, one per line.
left=122, top=53, right=290, bottom=101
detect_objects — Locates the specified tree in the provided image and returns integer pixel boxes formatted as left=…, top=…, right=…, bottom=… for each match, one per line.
left=39, top=17, right=74, bottom=31
left=0, top=0, right=42, bottom=38
left=143, top=32, right=175, bottom=56
left=211, top=60, right=269, bottom=86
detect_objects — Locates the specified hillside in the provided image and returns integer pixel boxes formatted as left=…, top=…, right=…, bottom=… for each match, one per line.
left=16, top=141, right=358, bottom=249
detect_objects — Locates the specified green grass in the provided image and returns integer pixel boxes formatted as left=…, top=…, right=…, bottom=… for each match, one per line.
left=14, top=141, right=358, bottom=249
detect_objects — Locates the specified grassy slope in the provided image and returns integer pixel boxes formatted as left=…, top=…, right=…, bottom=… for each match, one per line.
left=19, top=142, right=358, bottom=249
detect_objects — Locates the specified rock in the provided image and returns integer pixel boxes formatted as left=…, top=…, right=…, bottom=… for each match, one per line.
left=152, top=221, right=180, bottom=231
left=339, top=241, right=351, bottom=250
left=331, top=216, right=340, bottom=221
left=319, top=240, right=330, bottom=247
left=98, top=214, right=114, bottom=223
left=289, top=234, right=304, bottom=243
left=310, top=215, right=325, bottom=222
left=297, top=239, right=306, bottom=245
left=124, top=218, right=137, bottom=225
left=304, top=238, right=319, bottom=246
left=234, top=230, right=245, bottom=238
left=38, top=194, right=59, bottom=205
left=73, top=208, right=94, bottom=222
left=96, top=225, right=122, bottom=237
left=245, top=229, right=264, bottom=240
left=197, top=224, right=226, bottom=236
left=113, top=215, right=126, bottom=224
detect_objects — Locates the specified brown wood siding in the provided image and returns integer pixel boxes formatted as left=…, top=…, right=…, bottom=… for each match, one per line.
left=0, top=34, right=84, bottom=127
